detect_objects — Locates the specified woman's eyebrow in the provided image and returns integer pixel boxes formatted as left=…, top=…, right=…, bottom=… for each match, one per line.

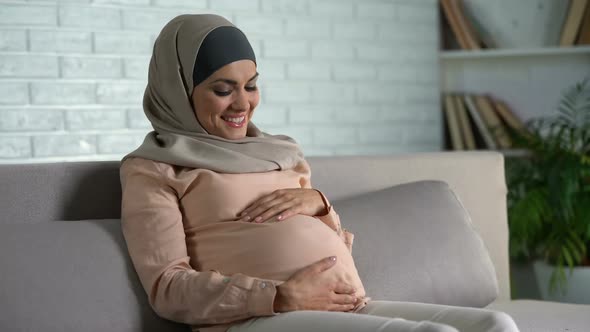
left=210, top=73, right=259, bottom=85
left=249, top=72, right=259, bottom=81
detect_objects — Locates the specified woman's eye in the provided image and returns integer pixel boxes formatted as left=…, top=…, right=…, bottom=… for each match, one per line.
left=214, top=90, right=232, bottom=97
left=245, top=85, right=258, bottom=92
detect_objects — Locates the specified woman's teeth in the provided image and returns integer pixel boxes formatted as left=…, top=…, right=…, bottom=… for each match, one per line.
left=224, top=116, right=244, bottom=123
left=222, top=115, right=246, bottom=127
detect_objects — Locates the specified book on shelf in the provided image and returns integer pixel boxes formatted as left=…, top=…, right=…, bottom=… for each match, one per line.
left=443, top=94, right=465, bottom=150
left=560, top=0, right=589, bottom=46
left=440, top=0, right=590, bottom=50
left=440, top=5, right=461, bottom=50
left=462, top=94, right=497, bottom=149
left=577, top=1, right=590, bottom=44
left=492, top=99, right=525, bottom=131
left=443, top=93, right=531, bottom=152
left=440, top=0, right=481, bottom=50
left=461, top=8, right=496, bottom=49
left=473, top=95, right=513, bottom=149
left=454, top=95, right=476, bottom=150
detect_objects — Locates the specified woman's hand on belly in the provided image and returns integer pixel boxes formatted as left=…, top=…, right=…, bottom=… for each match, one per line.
left=238, top=188, right=325, bottom=223
left=273, top=256, right=359, bottom=313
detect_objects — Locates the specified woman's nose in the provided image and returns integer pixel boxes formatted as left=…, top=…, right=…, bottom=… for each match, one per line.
left=231, top=89, right=249, bottom=111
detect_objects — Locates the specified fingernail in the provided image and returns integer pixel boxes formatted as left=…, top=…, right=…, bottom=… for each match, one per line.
left=277, top=215, right=283, bottom=220
left=244, top=216, right=251, bottom=221
left=255, top=216, right=262, bottom=222
left=329, top=256, right=336, bottom=261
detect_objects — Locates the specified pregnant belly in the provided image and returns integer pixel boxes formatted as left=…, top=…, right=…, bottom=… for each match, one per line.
left=186, top=215, right=365, bottom=296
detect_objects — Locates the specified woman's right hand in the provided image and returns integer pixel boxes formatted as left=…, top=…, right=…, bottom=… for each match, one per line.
left=273, top=256, right=358, bottom=312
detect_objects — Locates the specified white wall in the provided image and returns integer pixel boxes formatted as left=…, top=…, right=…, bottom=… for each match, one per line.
left=0, top=0, right=442, bottom=162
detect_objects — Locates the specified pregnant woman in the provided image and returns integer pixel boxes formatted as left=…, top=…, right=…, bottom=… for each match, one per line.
left=120, top=14, right=519, bottom=332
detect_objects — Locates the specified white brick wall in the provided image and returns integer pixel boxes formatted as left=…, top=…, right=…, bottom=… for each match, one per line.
left=0, top=0, right=441, bottom=163
left=29, top=30, right=93, bottom=53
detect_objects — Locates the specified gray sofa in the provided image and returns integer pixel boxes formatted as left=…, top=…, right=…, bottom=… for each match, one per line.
left=0, top=151, right=588, bottom=331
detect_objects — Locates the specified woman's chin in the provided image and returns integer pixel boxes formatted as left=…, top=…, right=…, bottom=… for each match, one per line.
left=219, top=128, right=247, bottom=140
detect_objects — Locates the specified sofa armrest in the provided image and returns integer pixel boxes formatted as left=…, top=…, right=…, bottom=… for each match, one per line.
left=307, top=151, right=510, bottom=301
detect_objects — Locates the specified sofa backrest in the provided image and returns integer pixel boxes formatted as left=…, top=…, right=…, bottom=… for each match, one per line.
left=0, top=151, right=510, bottom=301
left=0, top=161, right=121, bottom=224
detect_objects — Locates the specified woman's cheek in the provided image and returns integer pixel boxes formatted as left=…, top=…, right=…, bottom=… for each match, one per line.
left=253, top=92, right=260, bottom=108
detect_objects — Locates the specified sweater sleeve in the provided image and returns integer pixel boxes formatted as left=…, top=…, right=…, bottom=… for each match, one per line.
left=297, top=159, right=354, bottom=252
left=120, top=158, right=279, bottom=326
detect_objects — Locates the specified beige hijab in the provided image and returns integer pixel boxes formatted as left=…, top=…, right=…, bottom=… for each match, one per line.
left=122, top=14, right=304, bottom=173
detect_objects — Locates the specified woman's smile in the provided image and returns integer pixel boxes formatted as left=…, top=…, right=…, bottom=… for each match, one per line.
left=221, top=113, right=247, bottom=128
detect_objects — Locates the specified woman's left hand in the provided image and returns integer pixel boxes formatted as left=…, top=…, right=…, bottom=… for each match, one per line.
left=238, top=188, right=326, bottom=223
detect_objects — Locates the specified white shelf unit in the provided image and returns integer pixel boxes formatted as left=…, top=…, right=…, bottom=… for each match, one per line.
left=441, top=46, right=590, bottom=59
left=440, top=46, right=590, bottom=120
left=439, top=46, right=590, bottom=156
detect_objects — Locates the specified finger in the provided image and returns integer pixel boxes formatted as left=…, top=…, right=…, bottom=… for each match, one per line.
left=248, top=197, right=292, bottom=223
left=239, top=197, right=280, bottom=222
left=240, top=192, right=278, bottom=217
left=257, top=200, right=300, bottom=223
left=241, top=189, right=292, bottom=217
left=239, top=215, right=252, bottom=222
left=325, top=304, right=356, bottom=312
left=299, top=256, right=337, bottom=277
left=333, top=283, right=356, bottom=295
left=331, top=293, right=358, bottom=305
left=242, top=192, right=284, bottom=218
left=275, top=206, right=300, bottom=222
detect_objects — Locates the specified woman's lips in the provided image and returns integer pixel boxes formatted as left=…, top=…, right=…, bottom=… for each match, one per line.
left=221, top=115, right=246, bottom=128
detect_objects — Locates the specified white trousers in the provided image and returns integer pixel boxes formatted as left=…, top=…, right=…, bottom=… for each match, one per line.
left=228, top=300, right=520, bottom=332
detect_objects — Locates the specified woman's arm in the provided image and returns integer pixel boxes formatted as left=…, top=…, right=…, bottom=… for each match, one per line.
left=120, top=158, right=279, bottom=326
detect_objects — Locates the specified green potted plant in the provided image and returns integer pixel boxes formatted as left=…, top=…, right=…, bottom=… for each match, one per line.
left=506, top=77, right=590, bottom=302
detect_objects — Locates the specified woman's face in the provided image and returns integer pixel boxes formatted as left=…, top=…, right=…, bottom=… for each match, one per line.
left=191, top=60, right=260, bottom=140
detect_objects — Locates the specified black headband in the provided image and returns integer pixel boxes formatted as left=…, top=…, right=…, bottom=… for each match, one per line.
left=192, top=26, right=256, bottom=87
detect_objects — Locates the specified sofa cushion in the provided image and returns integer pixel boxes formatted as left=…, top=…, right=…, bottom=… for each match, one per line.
left=0, top=219, right=187, bottom=332
left=334, top=180, right=499, bottom=307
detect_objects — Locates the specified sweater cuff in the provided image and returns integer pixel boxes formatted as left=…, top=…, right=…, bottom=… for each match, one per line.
left=246, top=279, right=279, bottom=317
left=315, top=205, right=341, bottom=232
left=312, top=189, right=331, bottom=217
